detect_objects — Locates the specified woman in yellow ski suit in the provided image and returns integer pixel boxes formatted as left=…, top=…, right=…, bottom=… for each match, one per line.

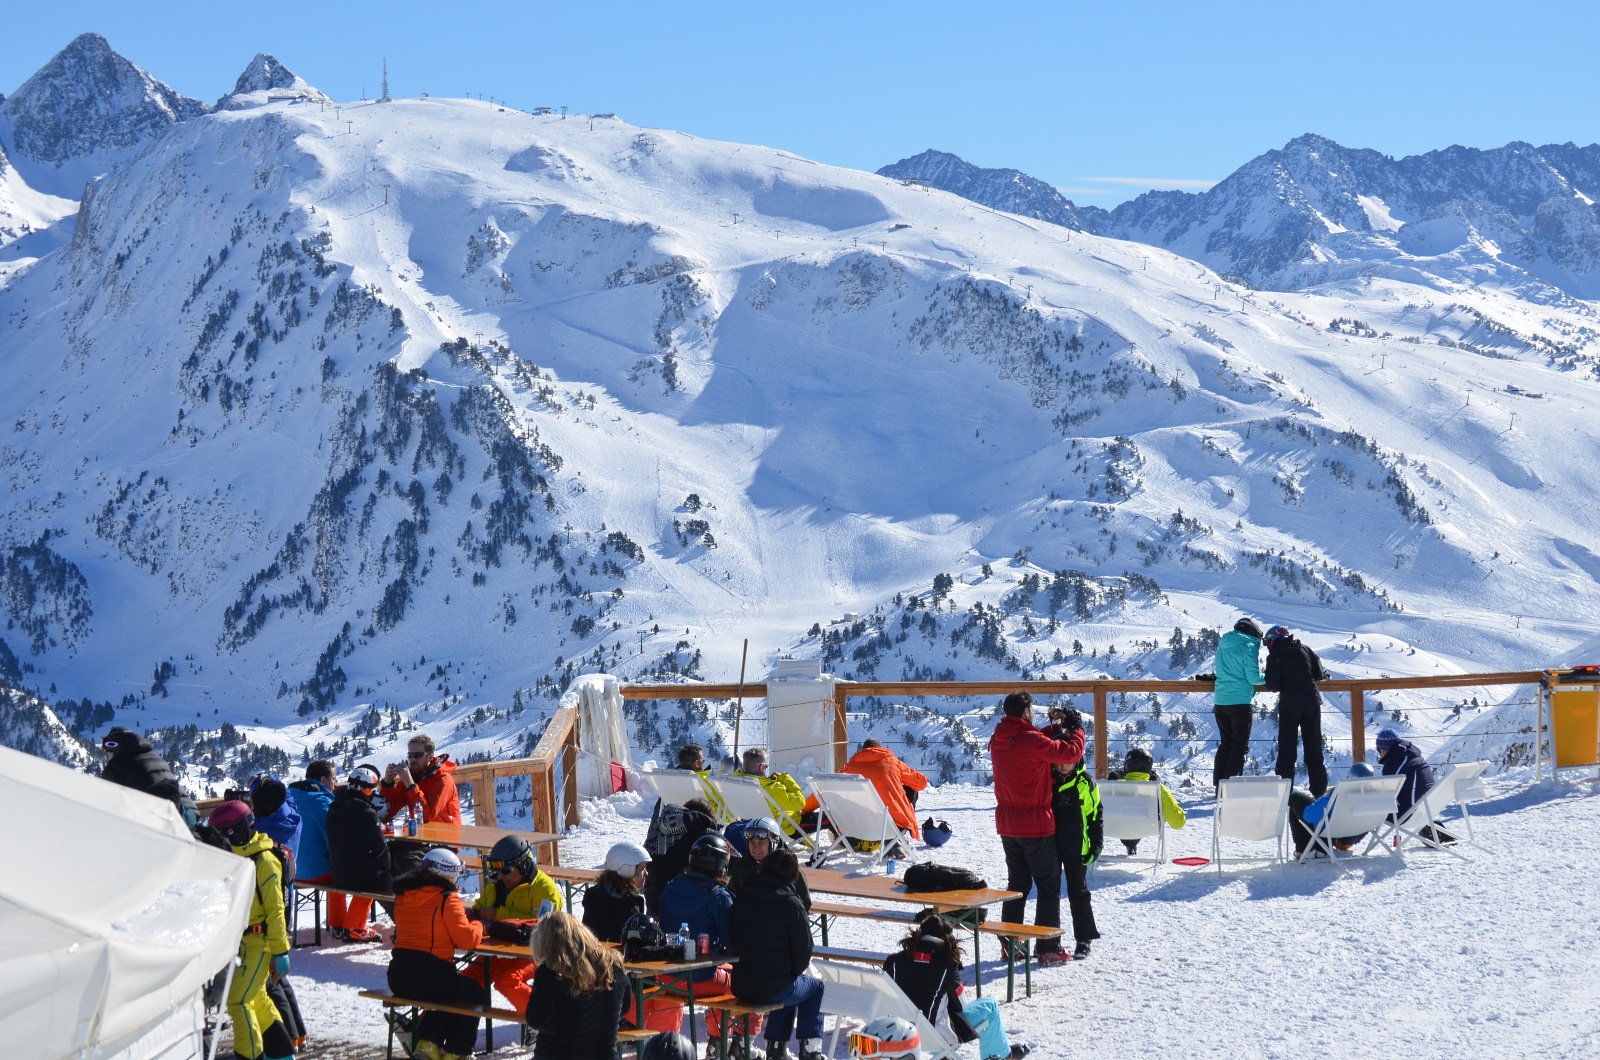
left=211, top=800, right=295, bottom=1060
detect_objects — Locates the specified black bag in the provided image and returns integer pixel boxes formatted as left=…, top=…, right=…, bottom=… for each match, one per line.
left=902, top=862, right=986, bottom=893
left=645, top=802, right=690, bottom=858
left=486, top=918, right=535, bottom=945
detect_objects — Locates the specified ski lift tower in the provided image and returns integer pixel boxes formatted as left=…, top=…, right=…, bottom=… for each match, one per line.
left=379, top=59, right=391, bottom=103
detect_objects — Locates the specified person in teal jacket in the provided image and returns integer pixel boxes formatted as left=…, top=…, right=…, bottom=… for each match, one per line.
left=1212, top=618, right=1266, bottom=791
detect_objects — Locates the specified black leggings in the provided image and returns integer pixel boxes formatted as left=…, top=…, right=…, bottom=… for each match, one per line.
left=1213, top=704, right=1254, bottom=788
left=387, top=948, right=481, bottom=1054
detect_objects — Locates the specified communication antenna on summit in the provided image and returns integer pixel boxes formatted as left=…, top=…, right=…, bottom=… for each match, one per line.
left=380, top=59, right=391, bottom=103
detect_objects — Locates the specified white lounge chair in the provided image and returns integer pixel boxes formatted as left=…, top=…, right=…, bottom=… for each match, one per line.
left=645, top=768, right=716, bottom=812
left=1393, top=760, right=1490, bottom=859
left=1097, top=780, right=1165, bottom=873
left=1211, top=775, right=1292, bottom=871
left=812, top=959, right=959, bottom=1060
left=1298, top=775, right=1405, bottom=869
left=704, top=773, right=813, bottom=848
left=807, top=773, right=910, bottom=869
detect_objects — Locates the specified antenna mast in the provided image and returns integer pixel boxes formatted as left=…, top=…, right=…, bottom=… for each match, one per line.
left=380, top=59, right=391, bottom=103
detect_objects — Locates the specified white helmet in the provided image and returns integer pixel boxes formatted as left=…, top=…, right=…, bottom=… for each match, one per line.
left=422, top=847, right=464, bottom=880
left=605, top=841, right=653, bottom=879
left=850, top=1015, right=920, bottom=1057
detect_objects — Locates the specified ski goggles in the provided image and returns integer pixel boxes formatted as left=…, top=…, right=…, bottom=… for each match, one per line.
left=847, top=1031, right=919, bottom=1057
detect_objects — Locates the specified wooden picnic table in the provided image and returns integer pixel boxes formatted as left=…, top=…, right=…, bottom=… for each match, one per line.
left=391, top=821, right=562, bottom=852
left=800, top=865, right=1021, bottom=997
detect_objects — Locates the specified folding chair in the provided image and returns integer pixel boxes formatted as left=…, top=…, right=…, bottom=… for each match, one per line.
left=1393, top=761, right=1490, bottom=859
left=646, top=768, right=718, bottom=813
left=1096, top=780, right=1165, bottom=874
left=811, top=960, right=959, bottom=1060
left=1211, top=775, right=1291, bottom=871
left=1298, top=775, right=1405, bottom=869
left=704, top=773, right=813, bottom=848
left=807, top=773, right=910, bottom=869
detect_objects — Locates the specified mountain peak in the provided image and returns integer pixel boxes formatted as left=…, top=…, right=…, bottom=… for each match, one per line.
left=878, top=148, right=1098, bottom=230
left=219, top=54, right=330, bottom=109
left=0, top=33, right=206, bottom=189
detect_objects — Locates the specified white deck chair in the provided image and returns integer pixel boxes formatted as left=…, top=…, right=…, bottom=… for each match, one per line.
left=1211, top=775, right=1292, bottom=871
left=812, top=959, right=958, bottom=1060
left=807, top=773, right=909, bottom=869
left=1393, top=761, right=1490, bottom=859
left=1298, top=775, right=1405, bottom=869
left=704, top=773, right=813, bottom=847
left=645, top=768, right=716, bottom=811
left=1097, top=780, right=1165, bottom=873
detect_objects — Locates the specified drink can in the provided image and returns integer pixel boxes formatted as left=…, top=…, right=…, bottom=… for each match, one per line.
left=886, top=858, right=897, bottom=876
left=406, top=815, right=418, bottom=837
left=698, top=933, right=710, bottom=957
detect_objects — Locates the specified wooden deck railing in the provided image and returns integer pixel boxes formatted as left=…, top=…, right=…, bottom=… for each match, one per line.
left=455, top=705, right=580, bottom=864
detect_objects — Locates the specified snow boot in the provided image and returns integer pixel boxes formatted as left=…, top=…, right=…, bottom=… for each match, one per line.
left=799, top=1039, right=826, bottom=1060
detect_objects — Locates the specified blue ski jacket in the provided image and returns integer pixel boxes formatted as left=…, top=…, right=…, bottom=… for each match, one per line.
left=1213, top=629, right=1265, bottom=705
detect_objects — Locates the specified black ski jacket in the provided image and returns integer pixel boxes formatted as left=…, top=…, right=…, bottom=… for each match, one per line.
left=326, top=786, right=393, bottom=893
left=729, top=873, right=812, bottom=1001
left=1264, top=637, right=1328, bottom=715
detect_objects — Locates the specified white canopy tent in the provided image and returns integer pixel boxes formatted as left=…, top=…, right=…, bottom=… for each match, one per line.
left=0, top=745, right=254, bottom=1060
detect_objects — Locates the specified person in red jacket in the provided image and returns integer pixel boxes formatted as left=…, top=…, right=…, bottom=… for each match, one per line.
left=801, top=740, right=929, bottom=841
left=380, top=734, right=462, bottom=826
left=987, top=691, right=1085, bottom=966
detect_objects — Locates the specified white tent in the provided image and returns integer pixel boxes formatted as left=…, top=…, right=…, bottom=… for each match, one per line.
left=0, top=745, right=255, bottom=1060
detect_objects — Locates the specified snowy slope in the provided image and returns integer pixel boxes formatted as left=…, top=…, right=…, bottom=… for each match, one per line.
left=4, top=40, right=1600, bottom=787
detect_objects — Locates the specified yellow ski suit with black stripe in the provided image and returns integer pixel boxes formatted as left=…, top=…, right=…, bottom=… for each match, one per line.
left=229, top=830, right=290, bottom=1058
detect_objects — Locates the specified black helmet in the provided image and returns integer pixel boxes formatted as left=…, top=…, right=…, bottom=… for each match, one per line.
left=1124, top=747, right=1155, bottom=774
left=621, top=914, right=667, bottom=961
left=641, top=1031, right=697, bottom=1060
left=1233, top=617, right=1264, bottom=638
left=686, top=834, right=731, bottom=878
left=486, top=834, right=535, bottom=881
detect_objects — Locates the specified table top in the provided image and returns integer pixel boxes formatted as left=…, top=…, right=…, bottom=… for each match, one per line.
left=468, top=938, right=733, bottom=977
left=393, top=822, right=563, bottom=850
left=800, top=866, right=1020, bottom=911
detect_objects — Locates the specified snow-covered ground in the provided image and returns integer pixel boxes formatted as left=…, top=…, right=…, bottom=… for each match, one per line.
left=275, top=772, right=1600, bottom=1058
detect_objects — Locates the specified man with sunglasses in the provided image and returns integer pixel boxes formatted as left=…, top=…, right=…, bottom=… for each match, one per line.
left=380, top=734, right=462, bottom=828
left=463, top=835, right=563, bottom=1012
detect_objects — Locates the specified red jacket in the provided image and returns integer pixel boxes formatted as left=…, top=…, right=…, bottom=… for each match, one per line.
left=380, top=755, right=462, bottom=825
left=989, top=717, right=1084, bottom=838
left=803, top=746, right=929, bottom=838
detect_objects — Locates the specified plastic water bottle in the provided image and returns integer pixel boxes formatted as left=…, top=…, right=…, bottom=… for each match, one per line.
left=679, top=922, right=695, bottom=961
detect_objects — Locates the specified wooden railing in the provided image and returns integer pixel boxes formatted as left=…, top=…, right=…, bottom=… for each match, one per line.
left=620, top=671, right=1546, bottom=778
left=455, top=705, right=580, bottom=864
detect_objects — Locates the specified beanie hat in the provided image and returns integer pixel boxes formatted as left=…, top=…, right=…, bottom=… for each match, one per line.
left=249, top=775, right=288, bottom=817
left=1375, top=728, right=1401, bottom=751
left=101, top=727, right=141, bottom=753
left=1264, top=625, right=1291, bottom=645
left=1233, top=617, right=1265, bottom=638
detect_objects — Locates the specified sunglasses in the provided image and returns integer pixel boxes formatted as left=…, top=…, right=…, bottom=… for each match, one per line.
left=407, top=751, right=429, bottom=760
left=483, top=860, right=520, bottom=879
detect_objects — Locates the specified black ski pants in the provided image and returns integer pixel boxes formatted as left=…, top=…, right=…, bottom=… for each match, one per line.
left=1000, top=836, right=1061, bottom=952
left=387, top=948, right=481, bottom=1055
left=1212, top=704, right=1254, bottom=789
left=1276, top=708, right=1328, bottom=796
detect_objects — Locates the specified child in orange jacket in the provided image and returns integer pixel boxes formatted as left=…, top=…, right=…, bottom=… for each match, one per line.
left=387, top=849, right=484, bottom=1060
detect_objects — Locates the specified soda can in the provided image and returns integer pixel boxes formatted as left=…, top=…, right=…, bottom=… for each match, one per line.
left=886, top=858, right=898, bottom=876
left=406, top=815, right=418, bottom=837
left=698, top=933, right=710, bottom=957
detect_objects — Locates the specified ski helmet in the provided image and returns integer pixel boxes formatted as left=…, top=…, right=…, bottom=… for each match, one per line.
left=604, top=841, right=652, bottom=879
left=922, top=818, right=954, bottom=848
left=208, top=800, right=256, bottom=847
left=640, top=1031, right=697, bottom=1060
left=850, top=1015, right=921, bottom=1057
left=1347, top=761, right=1377, bottom=779
left=1264, top=624, right=1292, bottom=645
left=686, top=834, right=731, bottom=878
left=347, top=766, right=380, bottom=791
left=486, top=834, right=535, bottom=881
left=621, top=914, right=667, bottom=960
left=421, top=847, right=464, bottom=880
left=1233, top=617, right=1265, bottom=638
left=1124, top=747, right=1154, bottom=775
left=744, top=817, right=783, bottom=845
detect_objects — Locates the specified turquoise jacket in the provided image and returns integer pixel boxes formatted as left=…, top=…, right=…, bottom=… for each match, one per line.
left=1213, top=629, right=1264, bottom=705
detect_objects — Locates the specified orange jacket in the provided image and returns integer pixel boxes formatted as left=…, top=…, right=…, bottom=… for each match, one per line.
left=392, top=880, right=483, bottom=960
left=804, top=747, right=929, bottom=839
left=380, top=755, right=462, bottom=825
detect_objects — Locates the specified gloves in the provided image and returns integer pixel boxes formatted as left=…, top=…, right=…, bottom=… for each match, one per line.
left=272, top=953, right=290, bottom=978
left=1083, top=844, right=1102, bottom=867
left=1059, top=707, right=1083, bottom=731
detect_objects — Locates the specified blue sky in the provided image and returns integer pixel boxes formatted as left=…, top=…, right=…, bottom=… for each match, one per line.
left=4, top=1, right=1596, bottom=208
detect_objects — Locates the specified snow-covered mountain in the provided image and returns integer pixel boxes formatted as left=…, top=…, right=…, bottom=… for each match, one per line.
left=0, top=32, right=207, bottom=199
left=889, top=135, right=1600, bottom=299
left=217, top=54, right=331, bottom=111
left=878, top=149, right=1103, bottom=231
left=3, top=38, right=1599, bottom=788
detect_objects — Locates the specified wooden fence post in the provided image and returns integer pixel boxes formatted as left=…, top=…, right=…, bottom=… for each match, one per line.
left=1350, top=688, right=1366, bottom=762
left=1093, top=686, right=1109, bottom=779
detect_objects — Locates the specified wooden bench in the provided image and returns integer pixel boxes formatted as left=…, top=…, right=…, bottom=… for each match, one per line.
left=358, top=989, right=524, bottom=1058
left=289, top=883, right=394, bottom=948
left=807, top=899, right=920, bottom=945
left=977, top=922, right=1067, bottom=1001
left=695, top=997, right=786, bottom=1060
left=543, top=864, right=600, bottom=906
left=615, top=1026, right=657, bottom=1057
